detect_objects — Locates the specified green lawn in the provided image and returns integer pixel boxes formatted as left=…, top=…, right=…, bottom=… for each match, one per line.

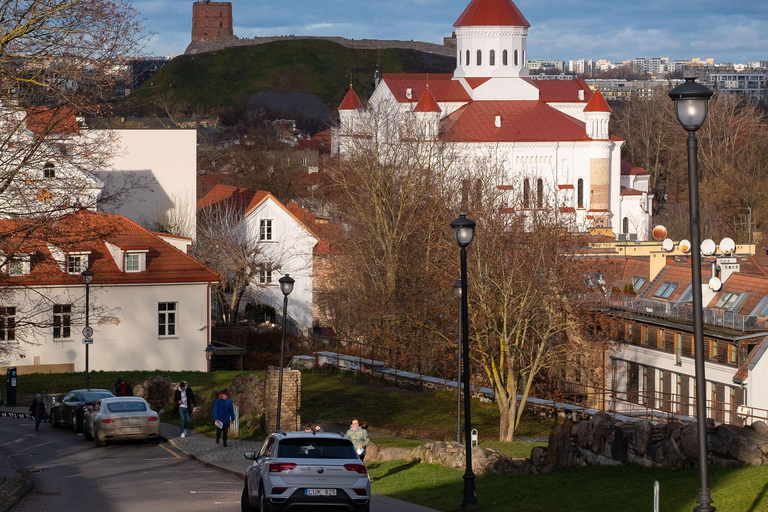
left=368, top=460, right=768, bottom=512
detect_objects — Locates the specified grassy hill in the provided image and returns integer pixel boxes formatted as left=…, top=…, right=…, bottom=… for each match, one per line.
left=129, top=39, right=456, bottom=114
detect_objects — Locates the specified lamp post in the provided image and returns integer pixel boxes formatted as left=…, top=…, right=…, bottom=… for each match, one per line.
left=81, top=270, right=94, bottom=390
left=275, top=273, right=295, bottom=431
left=453, top=279, right=463, bottom=444
left=449, top=213, right=478, bottom=510
left=669, top=76, right=715, bottom=512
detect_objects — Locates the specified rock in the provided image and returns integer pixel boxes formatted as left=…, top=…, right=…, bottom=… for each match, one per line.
left=530, top=446, right=547, bottom=468
left=376, top=447, right=416, bottom=462
left=490, top=457, right=534, bottom=477
left=611, top=426, right=631, bottom=463
left=665, top=437, right=683, bottom=469
left=365, top=441, right=380, bottom=462
left=228, top=373, right=265, bottom=424
left=133, top=376, right=175, bottom=411
left=633, top=421, right=652, bottom=457
left=679, top=424, right=699, bottom=460
left=751, top=421, right=768, bottom=437
left=547, top=426, right=572, bottom=467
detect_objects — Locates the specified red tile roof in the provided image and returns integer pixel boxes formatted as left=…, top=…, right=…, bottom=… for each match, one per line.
left=0, top=211, right=218, bottom=286
left=441, top=101, right=596, bottom=142
left=196, top=185, right=270, bottom=214
left=465, top=77, right=492, bottom=89
left=621, top=160, right=650, bottom=175
left=527, top=78, right=594, bottom=103
left=25, top=107, right=80, bottom=137
left=454, top=0, right=530, bottom=27
left=583, top=88, right=612, bottom=113
left=381, top=74, right=471, bottom=103
left=338, top=86, right=363, bottom=110
left=413, top=87, right=442, bottom=113
left=620, top=186, right=644, bottom=196
left=710, top=272, right=768, bottom=316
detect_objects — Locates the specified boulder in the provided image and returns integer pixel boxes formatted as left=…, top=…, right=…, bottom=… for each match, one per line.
left=133, top=376, right=175, bottom=411
left=530, top=446, right=547, bottom=468
left=679, top=423, right=699, bottom=460
left=547, top=426, right=572, bottom=467
left=228, top=373, right=265, bottom=423
left=633, top=421, right=652, bottom=457
left=376, top=446, right=417, bottom=462
left=365, top=441, right=380, bottom=462
left=751, top=421, right=768, bottom=437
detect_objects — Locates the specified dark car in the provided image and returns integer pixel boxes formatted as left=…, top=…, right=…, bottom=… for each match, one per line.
left=50, top=389, right=114, bottom=433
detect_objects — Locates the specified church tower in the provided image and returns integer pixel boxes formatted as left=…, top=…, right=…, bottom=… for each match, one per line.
left=191, top=1, right=233, bottom=42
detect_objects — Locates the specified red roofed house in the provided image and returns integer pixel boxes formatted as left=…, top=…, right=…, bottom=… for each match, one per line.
left=336, top=0, right=653, bottom=240
left=0, top=211, right=218, bottom=373
left=197, top=185, right=322, bottom=332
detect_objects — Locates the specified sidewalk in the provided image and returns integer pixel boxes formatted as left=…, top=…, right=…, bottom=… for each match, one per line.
left=0, top=406, right=36, bottom=511
left=160, top=422, right=441, bottom=512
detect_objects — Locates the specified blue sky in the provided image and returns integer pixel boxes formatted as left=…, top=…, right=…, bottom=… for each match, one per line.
left=139, top=0, right=768, bottom=64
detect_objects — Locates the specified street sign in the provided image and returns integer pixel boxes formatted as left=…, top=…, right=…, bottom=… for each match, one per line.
left=82, top=326, right=93, bottom=338
left=82, top=338, right=93, bottom=345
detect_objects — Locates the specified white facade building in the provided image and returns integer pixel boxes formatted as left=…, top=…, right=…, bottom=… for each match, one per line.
left=336, top=0, right=653, bottom=240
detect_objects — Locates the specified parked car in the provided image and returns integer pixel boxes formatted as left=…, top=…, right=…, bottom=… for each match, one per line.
left=242, top=431, right=370, bottom=512
left=83, top=396, right=160, bottom=447
left=50, top=389, right=114, bottom=433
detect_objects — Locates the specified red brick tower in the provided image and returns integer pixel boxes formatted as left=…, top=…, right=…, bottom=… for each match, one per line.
left=191, top=1, right=233, bottom=42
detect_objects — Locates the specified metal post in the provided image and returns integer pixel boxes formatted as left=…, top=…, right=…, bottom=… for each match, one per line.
left=688, top=131, right=715, bottom=512
left=460, top=245, right=477, bottom=510
left=456, top=298, right=462, bottom=444
left=276, top=294, right=288, bottom=431
left=85, top=280, right=90, bottom=391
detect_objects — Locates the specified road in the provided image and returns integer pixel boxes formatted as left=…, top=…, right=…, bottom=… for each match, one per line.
left=0, top=416, right=243, bottom=512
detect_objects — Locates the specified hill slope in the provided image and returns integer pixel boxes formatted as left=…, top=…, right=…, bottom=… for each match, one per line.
left=130, top=39, right=456, bottom=118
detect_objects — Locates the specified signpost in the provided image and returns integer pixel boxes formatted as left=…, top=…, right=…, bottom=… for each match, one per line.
left=82, top=326, right=93, bottom=338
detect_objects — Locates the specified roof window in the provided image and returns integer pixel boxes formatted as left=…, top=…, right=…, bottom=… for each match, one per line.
left=653, top=282, right=678, bottom=299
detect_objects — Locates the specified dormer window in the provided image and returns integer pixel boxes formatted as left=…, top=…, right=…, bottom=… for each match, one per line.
left=7, top=257, right=30, bottom=277
left=66, top=253, right=88, bottom=274
left=653, top=282, right=678, bottom=299
left=123, top=249, right=148, bottom=273
left=44, top=162, right=55, bottom=179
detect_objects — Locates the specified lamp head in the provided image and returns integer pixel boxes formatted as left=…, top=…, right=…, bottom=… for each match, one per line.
left=205, top=344, right=216, bottom=360
left=81, top=269, right=94, bottom=285
left=668, top=76, right=713, bottom=132
left=453, top=279, right=462, bottom=300
left=279, top=274, right=295, bottom=296
left=449, top=213, right=476, bottom=247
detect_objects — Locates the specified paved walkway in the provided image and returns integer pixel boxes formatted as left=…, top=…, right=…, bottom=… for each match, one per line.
left=0, top=407, right=35, bottom=511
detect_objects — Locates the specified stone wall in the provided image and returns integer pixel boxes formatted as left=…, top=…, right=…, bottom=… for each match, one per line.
left=264, top=367, right=301, bottom=432
left=185, top=35, right=456, bottom=57
left=547, top=412, right=768, bottom=469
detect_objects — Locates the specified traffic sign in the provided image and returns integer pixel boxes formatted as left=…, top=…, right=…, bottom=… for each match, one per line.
left=82, top=338, right=93, bottom=345
left=82, top=326, right=93, bottom=338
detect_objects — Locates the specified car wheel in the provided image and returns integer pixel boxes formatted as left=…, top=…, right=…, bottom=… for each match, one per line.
left=241, top=485, right=256, bottom=512
left=83, top=423, right=93, bottom=441
left=94, top=429, right=106, bottom=448
left=50, top=412, right=59, bottom=429
left=72, top=414, right=81, bottom=433
left=259, top=485, right=270, bottom=512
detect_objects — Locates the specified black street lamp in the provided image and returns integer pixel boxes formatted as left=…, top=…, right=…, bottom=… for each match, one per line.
left=81, top=269, right=94, bottom=390
left=205, top=344, right=216, bottom=372
left=275, top=273, right=295, bottom=431
left=453, top=279, right=463, bottom=444
left=449, top=213, right=478, bottom=510
left=669, top=76, right=715, bottom=512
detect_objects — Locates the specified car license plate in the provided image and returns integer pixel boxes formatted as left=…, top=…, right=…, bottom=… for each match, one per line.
left=121, top=428, right=141, bottom=433
left=305, top=488, right=336, bottom=497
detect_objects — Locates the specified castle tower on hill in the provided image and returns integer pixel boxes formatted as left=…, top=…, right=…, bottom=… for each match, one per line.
left=191, top=1, right=233, bottom=43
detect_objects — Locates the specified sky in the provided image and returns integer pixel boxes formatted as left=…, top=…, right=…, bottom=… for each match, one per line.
left=138, top=0, right=768, bottom=64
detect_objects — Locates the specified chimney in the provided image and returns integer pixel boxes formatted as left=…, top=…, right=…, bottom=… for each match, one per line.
left=495, top=114, right=502, bottom=128
left=578, top=89, right=585, bottom=101
left=406, top=88, right=413, bottom=100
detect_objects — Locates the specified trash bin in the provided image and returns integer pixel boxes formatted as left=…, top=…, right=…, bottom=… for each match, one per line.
left=5, top=367, right=16, bottom=407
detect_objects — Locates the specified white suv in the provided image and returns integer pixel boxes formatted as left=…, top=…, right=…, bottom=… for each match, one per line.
left=242, top=431, right=371, bottom=512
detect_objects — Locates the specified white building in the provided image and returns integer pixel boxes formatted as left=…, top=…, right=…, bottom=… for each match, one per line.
left=0, top=211, right=218, bottom=373
left=336, top=0, right=653, bottom=240
left=197, top=185, right=320, bottom=332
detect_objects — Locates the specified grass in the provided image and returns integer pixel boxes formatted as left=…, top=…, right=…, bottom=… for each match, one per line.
left=368, top=460, right=768, bottom=512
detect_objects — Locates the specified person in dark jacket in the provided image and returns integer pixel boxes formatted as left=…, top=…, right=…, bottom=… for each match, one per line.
left=29, top=394, right=46, bottom=431
left=173, top=381, right=198, bottom=437
left=114, top=376, right=133, bottom=397
left=213, top=389, right=235, bottom=447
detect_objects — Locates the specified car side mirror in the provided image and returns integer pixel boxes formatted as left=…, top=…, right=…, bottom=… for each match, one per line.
left=244, top=451, right=257, bottom=460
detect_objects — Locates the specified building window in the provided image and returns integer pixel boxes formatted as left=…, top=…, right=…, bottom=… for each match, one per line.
left=459, top=51, right=461, bottom=66
left=476, top=50, right=482, bottom=66
left=640, top=365, right=647, bottom=404
left=158, top=302, right=176, bottom=337
left=678, top=285, right=693, bottom=303
left=466, top=50, right=470, bottom=66
left=714, top=292, right=741, bottom=310
left=536, top=178, right=544, bottom=208
left=728, top=343, right=737, bottom=364
left=44, top=162, right=55, bottom=179
left=657, top=328, right=664, bottom=349
left=503, top=50, right=508, bottom=65
left=641, top=324, right=648, bottom=345
left=577, top=179, right=584, bottom=208
left=675, top=332, right=682, bottom=364
left=301, top=157, right=308, bottom=167
left=626, top=322, right=633, bottom=339
left=514, top=49, right=519, bottom=66
left=632, top=277, right=647, bottom=292
left=0, top=307, right=15, bottom=341
left=691, top=334, right=695, bottom=356
left=676, top=374, right=682, bottom=412
left=259, top=219, right=273, bottom=241
left=8, top=258, right=28, bottom=276
left=489, top=50, right=496, bottom=66
left=258, top=263, right=274, bottom=284
left=125, top=253, right=140, bottom=272
left=709, top=339, right=718, bottom=360
left=67, top=254, right=87, bottom=275
left=622, top=217, right=629, bottom=234
left=653, top=282, right=678, bottom=299
left=53, top=304, right=71, bottom=340
left=523, top=179, right=530, bottom=208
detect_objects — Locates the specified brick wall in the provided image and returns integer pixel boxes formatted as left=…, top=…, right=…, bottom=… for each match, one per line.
left=264, top=367, right=301, bottom=432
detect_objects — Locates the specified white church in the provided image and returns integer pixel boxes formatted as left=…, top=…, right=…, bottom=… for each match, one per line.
left=335, top=0, right=653, bottom=240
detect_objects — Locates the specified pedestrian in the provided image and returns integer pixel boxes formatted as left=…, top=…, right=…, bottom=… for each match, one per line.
left=213, top=389, right=235, bottom=447
left=304, top=423, right=314, bottom=432
left=29, top=394, right=45, bottom=432
left=114, top=376, right=133, bottom=397
left=173, top=381, right=198, bottom=438
left=345, top=418, right=369, bottom=461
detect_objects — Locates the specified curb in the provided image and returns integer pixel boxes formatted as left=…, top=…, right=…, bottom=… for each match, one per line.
left=1, top=474, right=35, bottom=511
left=160, top=434, right=245, bottom=480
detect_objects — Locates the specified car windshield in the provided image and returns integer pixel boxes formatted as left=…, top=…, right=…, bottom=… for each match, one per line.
left=105, top=401, right=147, bottom=413
left=83, top=392, right=114, bottom=402
left=277, top=438, right=357, bottom=459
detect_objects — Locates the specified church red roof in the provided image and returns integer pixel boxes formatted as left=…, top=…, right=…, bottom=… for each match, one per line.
left=621, top=160, right=650, bottom=175
left=526, top=78, right=593, bottom=103
left=584, top=88, right=612, bottom=113
left=454, top=0, right=530, bottom=27
left=338, top=86, right=363, bottom=110
left=381, top=74, right=471, bottom=103
left=413, top=87, right=442, bottom=113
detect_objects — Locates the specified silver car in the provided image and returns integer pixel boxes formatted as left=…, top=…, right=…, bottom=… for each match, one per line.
left=83, top=396, right=160, bottom=447
left=242, top=431, right=371, bottom=512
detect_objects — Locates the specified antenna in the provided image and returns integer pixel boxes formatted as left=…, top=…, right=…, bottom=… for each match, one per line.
left=679, top=239, right=692, bottom=253
left=700, top=239, right=716, bottom=256
left=662, top=238, right=674, bottom=252
left=708, top=276, right=722, bottom=291
left=719, top=237, right=736, bottom=255
left=652, top=225, right=667, bottom=241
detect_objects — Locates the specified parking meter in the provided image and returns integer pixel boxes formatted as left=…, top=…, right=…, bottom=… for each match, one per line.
left=5, top=367, right=16, bottom=406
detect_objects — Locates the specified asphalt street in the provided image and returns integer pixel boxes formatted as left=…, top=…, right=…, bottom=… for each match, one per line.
left=0, top=415, right=243, bottom=512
